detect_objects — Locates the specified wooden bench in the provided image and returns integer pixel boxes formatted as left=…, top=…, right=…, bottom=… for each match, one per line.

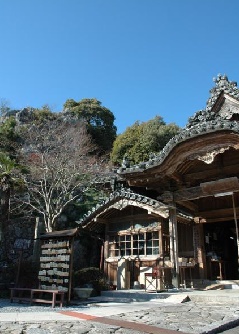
left=10, top=288, right=65, bottom=308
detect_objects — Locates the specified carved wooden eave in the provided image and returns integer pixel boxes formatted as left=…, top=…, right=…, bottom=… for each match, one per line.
left=189, top=146, right=231, bottom=164
left=77, top=189, right=169, bottom=233
left=118, top=75, right=239, bottom=188
left=118, top=129, right=239, bottom=190
left=120, top=131, right=239, bottom=189
left=106, top=198, right=169, bottom=218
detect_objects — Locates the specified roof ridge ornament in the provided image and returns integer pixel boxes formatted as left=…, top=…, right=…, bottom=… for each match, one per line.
left=187, top=74, right=239, bottom=128
left=118, top=75, right=239, bottom=176
left=213, top=73, right=237, bottom=88
left=206, top=74, right=238, bottom=111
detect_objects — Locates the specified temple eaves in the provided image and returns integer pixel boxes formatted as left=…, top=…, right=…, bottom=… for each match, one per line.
left=118, top=74, right=239, bottom=176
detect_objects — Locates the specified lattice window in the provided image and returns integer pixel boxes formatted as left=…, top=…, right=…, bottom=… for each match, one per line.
left=108, top=231, right=160, bottom=257
left=146, top=232, right=159, bottom=255
left=133, top=233, right=144, bottom=255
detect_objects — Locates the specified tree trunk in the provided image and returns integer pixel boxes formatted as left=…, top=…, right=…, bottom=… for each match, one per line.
left=0, top=188, right=10, bottom=263
left=0, top=188, right=10, bottom=221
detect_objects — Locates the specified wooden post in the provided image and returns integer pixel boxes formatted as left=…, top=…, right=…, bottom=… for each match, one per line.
left=169, top=203, right=179, bottom=288
left=104, top=224, right=109, bottom=275
left=194, top=222, right=207, bottom=279
left=232, top=193, right=239, bottom=276
left=15, top=250, right=23, bottom=287
left=159, top=223, right=163, bottom=255
left=100, top=242, right=104, bottom=271
left=68, top=237, right=74, bottom=303
left=32, top=217, right=44, bottom=263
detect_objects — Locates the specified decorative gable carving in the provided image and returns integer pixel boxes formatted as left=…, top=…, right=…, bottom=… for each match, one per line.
left=78, top=188, right=169, bottom=226
left=118, top=74, right=239, bottom=176
left=189, top=146, right=231, bottom=164
left=187, top=74, right=239, bottom=127
left=219, top=96, right=239, bottom=120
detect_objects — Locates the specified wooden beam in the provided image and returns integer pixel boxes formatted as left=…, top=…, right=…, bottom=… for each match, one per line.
left=197, top=207, right=239, bottom=219
left=200, top=177, right=239, bottom=194
left=194, top=205, right=239, bottom=223
left=162, top=177, right=239, bottom=202
left=184, top=165, right=239, bottom=184
left=201, top=216, right=236, bottom=223
left=160, top=187, right=205, bottom=202
left=92, top=217, right=108, bottom=223
left=177, top=200, right=198, bottom=213
left=170, top=172, right=183, bottom=184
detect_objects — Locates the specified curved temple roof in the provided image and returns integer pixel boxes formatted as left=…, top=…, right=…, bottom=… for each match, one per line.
left=117, top=74, right=239, bottom=176
left=77, top=188, right=169, bottom=231
left=78, top=188, right=193, bottom=232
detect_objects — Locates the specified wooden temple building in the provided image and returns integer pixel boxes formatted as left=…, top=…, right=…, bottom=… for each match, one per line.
left=80, top=74, right=239, bottom=290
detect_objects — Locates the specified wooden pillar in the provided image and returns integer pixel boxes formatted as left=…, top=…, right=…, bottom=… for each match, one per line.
left=169, top=203, right=179, bottom=288
left=159, top=223, right=163, bottom=255
left=194, top=222, right=207, bottom=279
left=232, top=193, right=239, bottom=276
left=104, top=223, right=109, bottom=277
left=117, top=258, right=130, bottom=289
left=68, top=237, right=74, bottom=303
left=32, top=217, right=44, bottom=263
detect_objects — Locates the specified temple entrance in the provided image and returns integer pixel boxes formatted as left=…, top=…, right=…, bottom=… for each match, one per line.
left=203, top=221, right=239, bottom=280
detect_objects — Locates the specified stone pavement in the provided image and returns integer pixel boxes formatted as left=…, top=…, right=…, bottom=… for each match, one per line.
left=1, top=290, right=239, bottom=333
left=220, top=328, right=239, bottom=334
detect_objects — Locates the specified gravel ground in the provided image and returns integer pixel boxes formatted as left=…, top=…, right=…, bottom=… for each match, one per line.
left=0, top=298, right=87, bottom=312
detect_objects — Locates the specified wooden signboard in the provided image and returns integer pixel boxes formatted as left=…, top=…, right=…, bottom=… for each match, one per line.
left=39, top=228, right=78, bottom=302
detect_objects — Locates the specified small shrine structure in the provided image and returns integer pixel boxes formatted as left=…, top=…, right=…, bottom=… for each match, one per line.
left=38, top=228, right=78, bottom=302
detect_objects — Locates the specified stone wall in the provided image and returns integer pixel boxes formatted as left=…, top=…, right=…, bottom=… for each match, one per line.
left=0, top=218, right=101, bottom=290
left=0, top=218, right=36, bottom=289
left=1, top=218, right=35, bottom=265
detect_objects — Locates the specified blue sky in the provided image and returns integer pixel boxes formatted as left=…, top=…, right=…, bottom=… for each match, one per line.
left=0, top=0, right=238, bottom=134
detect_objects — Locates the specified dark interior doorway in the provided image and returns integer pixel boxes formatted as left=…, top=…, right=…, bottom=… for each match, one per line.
left=129, top=260, right=140, bottom=288
left=203, top=221, right=239, bottom=280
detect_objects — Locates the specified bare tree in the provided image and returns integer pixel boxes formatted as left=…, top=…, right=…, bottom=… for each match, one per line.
left=0, top=98, right=11, bottom=116
left=17, top=118, right=102, bottom=232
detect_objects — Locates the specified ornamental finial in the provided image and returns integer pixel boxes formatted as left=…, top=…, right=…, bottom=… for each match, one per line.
left=213, top=74, right=229, bottom=87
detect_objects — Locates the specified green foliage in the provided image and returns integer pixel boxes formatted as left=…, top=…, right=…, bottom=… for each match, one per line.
left=0, top=116, right=20, bottom=157
left=0, top=116, right=17, bottom=135
left=73, top=187, right=108, bottom=219
left=111, top=116, right=180, bottom=165
left=74, top=267, right=108, bottom=292
left=0, top=117, right=18, bottom=154
left=0, top=98, right=11, bottom=116
left=63, top=98, right=117, bottom=153
left=0, top=153, right=17, bottom=174
left=0, top=151, right=26, bottom=221
left=32, top=104, right=57, bottom=123
left=0, top=152, right=25, bottom=195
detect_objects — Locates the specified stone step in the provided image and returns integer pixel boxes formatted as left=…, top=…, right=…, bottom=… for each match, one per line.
left=97, top=288, right=239, bottom=305
left=219, top=280, right=239, bottom=289
left=151, top=293, right=190, bottom=304
left=100, top=289, right=172, bottom=302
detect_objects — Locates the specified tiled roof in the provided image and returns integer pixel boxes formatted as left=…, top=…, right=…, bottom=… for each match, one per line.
left=40, top=227, right=79, bottom=239
left=77, top=188, right=169, bottom=226
left=118, top=75, right=239, bottom=175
